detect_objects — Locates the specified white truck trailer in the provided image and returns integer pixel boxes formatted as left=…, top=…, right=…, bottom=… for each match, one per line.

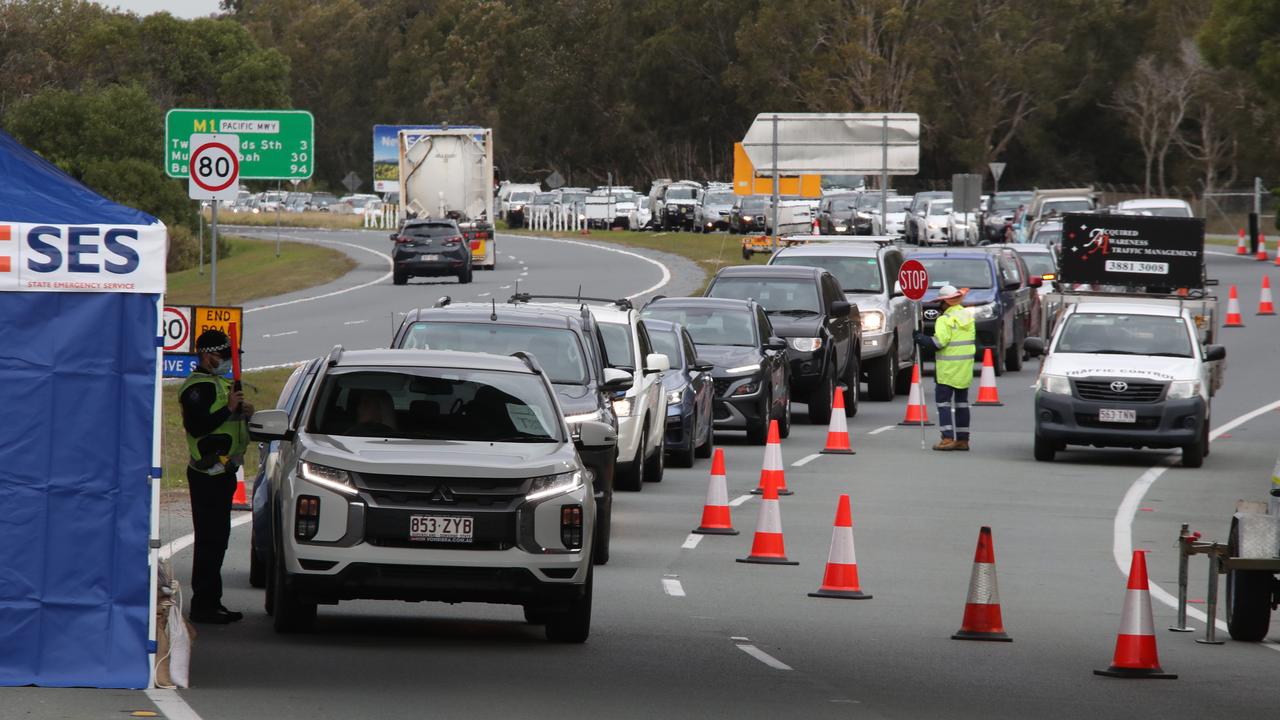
left=399, top=127, right=497, bottom=270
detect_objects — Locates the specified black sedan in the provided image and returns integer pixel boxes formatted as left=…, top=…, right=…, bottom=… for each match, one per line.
left=641, top=297, right=790, bottom=445
left=642, top=318, right=715, bottom=467
left=391, top=219, right=473, bottom=285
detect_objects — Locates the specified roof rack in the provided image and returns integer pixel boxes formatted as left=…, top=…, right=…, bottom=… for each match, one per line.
left=508, top=292, right=633, bottom=311
left=510, top=350, right=544, bottom=375
left=326, top=345, right=344, bottom=367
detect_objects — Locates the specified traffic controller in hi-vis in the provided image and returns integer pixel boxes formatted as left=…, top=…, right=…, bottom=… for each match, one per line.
left=162, top=304, right=242, bottom=378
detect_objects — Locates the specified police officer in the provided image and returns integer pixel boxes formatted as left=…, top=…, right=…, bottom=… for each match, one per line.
left=914, top=285, right=975, bottom=451
left=179, top=330, right=253, bottom=623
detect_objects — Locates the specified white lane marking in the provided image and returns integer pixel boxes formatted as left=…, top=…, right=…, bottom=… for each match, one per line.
left=730, top=636, right=749, bottom=641
left=478, top=292, right=492, bottom=297
left=682, top=533, right=703, bottom=550
left=868, top=425, right=895, bottom=435
left=500, top=285, right=512, bottom=290
left=792, top=453, right=821, bottom=467
left=245, top=239, right=393, bottom=314
left=342, top=320, right=366, bottom=326
left=736, top=643, right=792, bottom=671
left=729, top=494, right=753, bottom=507
left=160, top=513, right=252, bottom=560
left=662, top=578, right=686, bottom=597
left=145, top=688, right=205, bottom=720
left=1115, top=397, right=1280, bottom=651
left=244, top=361, right=305, bottom=373
left=513, top=233, right=672, bottom=299
left=262, top=330, right=298, bottom=338
left=520, top=271, right=529, bottom=277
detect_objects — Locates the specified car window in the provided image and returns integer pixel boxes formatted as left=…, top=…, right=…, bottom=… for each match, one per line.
left=647, top=329, right=681, bottom=368
left=635, top=319, right=653, bottom=358
left=916, top=258, right=994, bottom=289
left=400, top=322, right=589, bottom=385
left=404, top=223, right=458, bottom=239
left=758, top=307, right=774, bottom=338
left=682, top=331, right=698, bottom=365
left=1055, top=313, right=1192, bottom=357
left=1018, top=252, right=1056, bottom=276
left=642, top=307, right=756, bottom=347
left=772, top=255, right=882, bottom=293
left=598, top=322, right=635, bottom=369
left=1000, top=255, right=1022, bottom=283
left=708, top=277, right=822, bottom=314
left=309, top=368, right=561, bottom=442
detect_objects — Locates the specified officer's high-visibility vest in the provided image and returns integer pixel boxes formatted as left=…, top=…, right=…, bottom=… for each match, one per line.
left=934, top=304, right=976, bottom=389
left=180, top=372, right=249, bottom=472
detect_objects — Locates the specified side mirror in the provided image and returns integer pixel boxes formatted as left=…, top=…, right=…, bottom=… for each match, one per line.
left=602, top=367, right=633, bottom=392
left=574, top=419, right=617, bottom=450
left=691, top=362, right=714, bottom=373
left=644, top=352, right=671, bottom=374
left=892, top=281, right=905, bottom=297
left=1203, top=344, right=1226, bottom=362
left=247, top=409, right=292, bottom=441
left=830, top=300, right=852, bottom=317
left=1005, top=279, right=1021, bottom=290
left=1024, top=337, right=1045, bottom=358
left=1028, top=275, right=1043, bottom=288
left=766, top=337, right=788, bottom=352
left=389, top=233, right=399, bottom=242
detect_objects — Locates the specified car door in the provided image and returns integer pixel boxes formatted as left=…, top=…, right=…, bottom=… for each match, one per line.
left=758, top=307, right=788, bottom=411
left=634, top=317, right=664, bottom=441
left=682, top=329, right=712, bottom=434
left=821, top=272, right=851, bottom=377
left=1000, top=253, right=1032, bottom=337
left=880, top=248, right=912, bottom=362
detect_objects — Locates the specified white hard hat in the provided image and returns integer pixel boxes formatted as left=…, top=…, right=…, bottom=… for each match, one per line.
left=937, top=285, right=963, bottom=300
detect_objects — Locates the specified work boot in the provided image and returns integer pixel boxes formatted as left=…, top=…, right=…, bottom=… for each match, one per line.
left=952, top=439, right=970, bottom=452
left=932, top=438, right=956, bottom=451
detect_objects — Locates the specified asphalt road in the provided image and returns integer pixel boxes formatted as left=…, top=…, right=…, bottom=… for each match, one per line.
left=6, top=244, right=1279, bottom=719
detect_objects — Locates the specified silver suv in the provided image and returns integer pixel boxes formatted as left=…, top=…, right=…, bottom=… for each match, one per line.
left=247, top=347, right=616, bottom=642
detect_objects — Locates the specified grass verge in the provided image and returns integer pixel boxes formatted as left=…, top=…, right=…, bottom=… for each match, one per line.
left=161, top=366, right=298, bottom=489
left=203, top=209, right=363, bottom=230
left=167, top=234, right=355, bottom=306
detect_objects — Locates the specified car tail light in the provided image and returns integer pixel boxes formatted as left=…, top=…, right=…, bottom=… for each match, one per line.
left=474, top=231, right=490, bottom=240
left=561, top=505, right=583, bottom=549
left=469, top=239, right=482, bottom=251
left=295, top=495, right=320, bottom=540
left=394, top=235, right=412, bottom=244
left=443, top=235, right=463, bottom=247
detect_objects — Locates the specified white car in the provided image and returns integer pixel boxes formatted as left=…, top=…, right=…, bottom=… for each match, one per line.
left=635, top=196, right=653, bottom=230
left=1113, top=198, right=1195, bottom=218
left=872, top=195, right=913, bottom=236
left=921, top=198, right=954, bottom=245
left=946, top=208, right=979, bottom=246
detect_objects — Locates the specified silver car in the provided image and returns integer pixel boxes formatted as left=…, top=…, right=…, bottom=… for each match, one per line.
left=247, top=347, right=615, bottom=642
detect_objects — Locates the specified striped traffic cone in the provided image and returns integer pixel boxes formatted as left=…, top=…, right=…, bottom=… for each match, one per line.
left=812, top=217, right=821, bottom=236
left=736, top=474, right=798, bottom=565
left=1224, top=285, right=1245, bottom=327
left=974, top=348, right=1003, bottom=406
left=951, top=526, right=1012, bottom=641
left=808, top=494, right=871, bottom=599
left=231, top=466, right=250, bottom=511
left=819, top=386, right=855, bottom=454
left=1257, top=233, right=1269, bottom=261
left=1236, top=228, right=1248, bottom=255
left=1259, top=277, right=1275, bottom=315
left=750, top=419, right=792, bottom=495
left=898, top=362, right=934, bottom=426
left=1094, top=551, right=1177, bottom=679
left=693, top=448, right=738, bottom=535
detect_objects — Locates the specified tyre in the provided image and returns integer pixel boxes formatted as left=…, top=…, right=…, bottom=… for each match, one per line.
left=545, top=567, right=592, bottom=643
left=808, top=367, right=835, bottom=424
left=615, top=429, right=645, bottom=491
left=843, top=351, right=859, bottom=417
left=1181, top=431, right=1206, bottom=468
left=393, top=268, right=408, bottom=285
left=777, top=393, right=792, bottom=438
left=742, top=247, right=752, bottom=261
left=523, top=605, right=549, bottom=625
left=895, top=358, right=914, bottom=395
left=1227, top=521, right=1274, bottom=641
left=271, top=535, right=317, bottom=634
left=746, top=398, right=768, bottom=445
left=670, top=438, right=695, bottom=468
left=249, top=543, right=265, bottom=589
left=1005, top=331, right=1023, bottom=371
left=592, top=495, right=611, bottom=566
left=457, top=266, right=473, bottom=284
left=992, top=332, right=1006, bottom=377
left=1033, top=433, right=1056, bottom=462
left=643, top=422, right=665, bottom=482
left=694, top=418, right=713, bottom=459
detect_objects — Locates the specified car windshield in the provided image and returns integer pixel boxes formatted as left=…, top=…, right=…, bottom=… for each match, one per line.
left=510, top=192, right=533, bottom=202
left=1055, top=313, right=1192, bottom=357
left=309, top=368, right=560, bottom=442
left=928, top=201, right=954, bottom=216
left=772, top=255, right=882, bottom=293
left=992, top=194, right=1032, bottom=211
left=1017, top=252, right=1057, bottom=276
left=399, top=323, right=589, bottom=384
left=533, top=193, right=554, bottom=205
left=403, top=223, right=457, bottom=239
left=597, top=322, right=635, bottom=369
left=706, top=192, right=734, bottom=205
left=643, top=307, right=756, bottom=347
left=741, top=196, right=768, bottom=211
left=647, top=329, right=682, bottom=368
left=1135, top=205, right=1192, bottom=218
left=1040, top=199, right=1092, bottom=215
left=917, top=258, right=994, bottom=289
left=855, top=194, right=891, bottom=210
left=708, top=277, right=821, bottom=314
left=561, top=192, right=587, bottom=203
left=614, top=190, right=637, bottom=202
left=886, top=197, right=912, bottom=213
left=827, top=197, right=857, bottom=212
left=666, top=187, right=697, bottom=200
left=1031, top=229, right=1062, bottom=246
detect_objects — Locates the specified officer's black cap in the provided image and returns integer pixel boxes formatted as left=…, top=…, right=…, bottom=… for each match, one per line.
left=195, top=330, right=232, bottom=355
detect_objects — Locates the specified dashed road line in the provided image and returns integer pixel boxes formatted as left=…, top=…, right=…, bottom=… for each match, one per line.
left=262, top=330, right=298, bottom=338
left=682, top=533, right=702, bottom=550
left=342, top=319, right=366, bottom=326
left=662, top=577, right=685, bottom=597
left=735, top=642, right=792, bottom=671
left=729, top=494, right=753, bottom=507
left=868, top=425, right=895, bottom=435
left=244, top=238, right=393, bottom=314
left=792, top=453, right=820, bottom=467
left=478, top=292, right=492, bottom=297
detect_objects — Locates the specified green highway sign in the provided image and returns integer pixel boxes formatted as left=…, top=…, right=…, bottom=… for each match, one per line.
left=165, top=109, right=314, bottom=180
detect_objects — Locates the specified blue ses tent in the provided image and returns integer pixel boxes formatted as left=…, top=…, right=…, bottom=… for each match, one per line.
left=0, top=129, right=167, bottom=688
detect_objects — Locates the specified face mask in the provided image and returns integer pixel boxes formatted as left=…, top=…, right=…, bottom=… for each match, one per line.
left=213, top=358, right=232, bottom=376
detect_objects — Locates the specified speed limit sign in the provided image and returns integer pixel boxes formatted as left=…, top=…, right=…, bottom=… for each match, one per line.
left=188, top=133, right=241, bottom=200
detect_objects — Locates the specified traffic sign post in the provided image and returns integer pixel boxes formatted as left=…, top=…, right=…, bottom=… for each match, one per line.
left=989, top=162, right=1006, bottom=194
left=161, top=304, right=243, bottom=378
left=166, top=109, right=314, bottom=181
left=898, top=260, right=930, bottom=449
left=188, top=134, right=241, bottom=306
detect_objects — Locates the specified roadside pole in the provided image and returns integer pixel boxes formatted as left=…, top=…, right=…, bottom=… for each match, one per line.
left=897, top=259, right=930, bottom=450
left=916, top=301, right=924, bottom=449
left=881, top=116, right=889, bottom=238
left=276, top=180, right=282, bottom=258
left=211, top=202, right=219, bottom=305
left=770, top=114, right=780, bottom=254
left=197, top=202, right=204, bottom=276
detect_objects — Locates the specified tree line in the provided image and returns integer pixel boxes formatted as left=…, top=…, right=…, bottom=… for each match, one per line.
left=1, top=0, right=1277, bottom=228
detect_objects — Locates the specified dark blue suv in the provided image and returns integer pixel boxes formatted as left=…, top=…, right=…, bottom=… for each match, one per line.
left=906, top=248, right=1034, bottom=376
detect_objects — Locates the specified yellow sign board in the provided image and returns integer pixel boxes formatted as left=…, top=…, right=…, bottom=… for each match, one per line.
left=733, top=143, right=822, bottom=198
left=193, top=306, right=244, bottom=348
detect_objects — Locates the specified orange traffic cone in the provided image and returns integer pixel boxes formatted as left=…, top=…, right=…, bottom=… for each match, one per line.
left=819, top=387, right=855, bottom=454
left=1094, top=551, right=1177, bottom=679
left=1257, top=233, right=1269, bottom=261
left=1224, top=285, right=1245, bottom=327
left=808, top=494, right=871, bottom=599
left=1259, top=277, right=1275, bottom=315
left=974, top=348, right=1003, bottom=406
left=1237, top=228, right=1248, bottom=255
left=811, top=218, right=821, bottom=236
left=693, top=448, right=738, bottom=535
left=232, top=466, right=250, bottom=511
left=952, top=526, right=1012, bottom=641
left=736, top=473, right=797, bottom=565
left=898, top=362, right=934, bottom=426
left=751, top=419, right=792, bottom=496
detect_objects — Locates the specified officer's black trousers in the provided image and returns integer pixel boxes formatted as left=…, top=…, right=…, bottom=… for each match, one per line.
left=187, top=466, right=237, bottom=613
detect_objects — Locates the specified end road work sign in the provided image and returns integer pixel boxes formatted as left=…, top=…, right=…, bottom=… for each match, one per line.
left=166, top=109, right=314, bottom=180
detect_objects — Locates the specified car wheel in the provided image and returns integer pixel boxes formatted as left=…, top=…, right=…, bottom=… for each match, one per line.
left=670, top=441, right=695, bottom=468
left=1226, top=520, right=1273, bottom=641
left=809, top=367, right=835, bottom=424
left=895, top=356, right=914, bottom=395
left=741, top=247, right=752, bottom=261
left=615, top=428, right=645, bottom=491
left=867, top=345, right=896, bottom=402
left=695, top=416, right=713, bottom=459
left=592, top=494, right=612, bottom=566
left=778, top=393, right=792, bottom=438
left=458, top=265, right=473, bottom=284
left=992, top=332, right=1006, bottom=377
left=272, top=534, right=317, bottom=634
left=643, top=423, right=665, bottom=482
left=545, top=567, right=592, bottom=643
left=1033, top=433, right=1055, bottom=462
left=1006, top=330, right=1023, bottom=371
left=1181, top=431, right=1206, bottom=468
left=393, top=268, right=408, bottom=285
left=249, top=540, right=266, bottom=589
left=523, top=606, right=549, bottom=625
left=746, top=394, right=769, bottom=445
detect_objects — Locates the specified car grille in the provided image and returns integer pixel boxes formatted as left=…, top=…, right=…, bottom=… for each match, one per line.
left=1073, top=381, right=1165, bottom=403
left=713, top=378, right=734, bottom=397
left=353, top=472, right=528, bottom=510
left=1075, top=413, right=1160, bottom=430
left=713, top=400, right=732, bottom=420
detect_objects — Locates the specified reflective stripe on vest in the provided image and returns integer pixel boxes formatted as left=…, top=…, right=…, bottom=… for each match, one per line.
left=180, top=373, right=249, bottom=468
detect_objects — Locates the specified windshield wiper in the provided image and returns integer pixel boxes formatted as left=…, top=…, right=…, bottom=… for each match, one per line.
left=767, top=308, right=820, bottom=316
left=1146, top=352, right=1193, bottom=358
left=487, top=435, right=557, bottom=443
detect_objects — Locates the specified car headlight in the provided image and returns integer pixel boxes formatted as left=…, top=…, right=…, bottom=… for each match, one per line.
left=927, top=221, right=940, bottom=229
left=299, top=461, right=357, bottom=496
left=612, top=397, right=634, bottom=417
left=1167, top=380, right=1200, bottom=399
left=860, top=309, right=886, bottom=332
left=667, top=389, right=685, bottom=404
left=727, top=363, right=760, bottom=374
left=731, top=381, right=760, bottom=397
left=787, top=337, right=823, bottom=352
left=526, top=470, right=585, bottom=502
left=970, top=302, right=998, bottom=320
left=565, top=409, right=607, bottom=425
left=1038, top=374, right=1071, bottom=395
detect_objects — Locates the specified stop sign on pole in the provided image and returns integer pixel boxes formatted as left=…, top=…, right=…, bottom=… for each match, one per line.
left=188, top=134, right=241, bottom=200
left=897, top=259, right=929, bottom=301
